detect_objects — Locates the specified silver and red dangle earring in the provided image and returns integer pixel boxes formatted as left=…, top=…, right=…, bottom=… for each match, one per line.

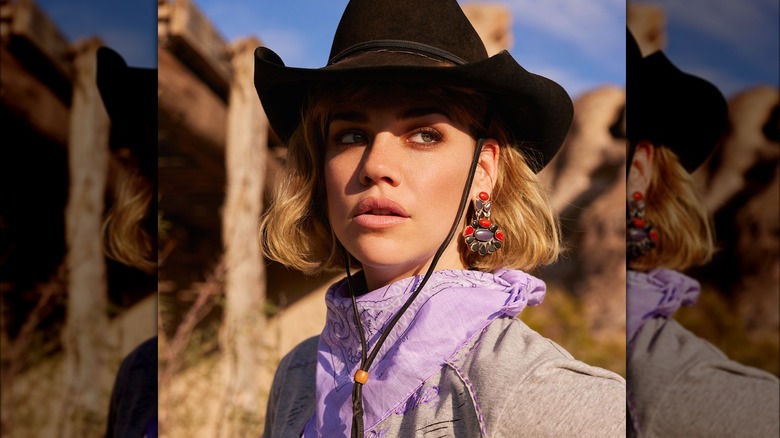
left=464, top=191, right=504, bottom=255
left=626, top=191, right=657, bottom=259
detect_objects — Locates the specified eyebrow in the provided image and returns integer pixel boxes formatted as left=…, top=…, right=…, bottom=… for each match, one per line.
left=330, top=111, right=368, bottom=123
left=399, top=107, right=451, bottom=120
left=329, top=107, right=452, bottom=124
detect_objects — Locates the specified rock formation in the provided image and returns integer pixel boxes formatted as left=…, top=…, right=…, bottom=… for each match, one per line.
left=627, top=4, right=666, bottom=55
left=462, top=4, right=513, bottom=56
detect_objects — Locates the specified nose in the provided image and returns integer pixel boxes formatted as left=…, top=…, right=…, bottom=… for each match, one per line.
left=358, top=133, right=401, bottom=187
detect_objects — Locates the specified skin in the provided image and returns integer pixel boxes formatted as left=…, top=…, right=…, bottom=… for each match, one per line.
left=324, top=100, right=499, bottom=291
left=628, top=141, right=654, bottom=199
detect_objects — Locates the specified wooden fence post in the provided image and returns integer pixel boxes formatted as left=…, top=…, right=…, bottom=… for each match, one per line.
left=60, top=37, right=113, bottom=438
left=216, top=36, right=269, bottom=436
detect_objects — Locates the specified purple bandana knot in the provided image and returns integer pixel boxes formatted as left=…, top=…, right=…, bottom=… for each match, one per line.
left=493, top=268, right=546, bottom=316
left=627, top=268, right=700, bottom=342
left=304, top=269, right=546, bottom=437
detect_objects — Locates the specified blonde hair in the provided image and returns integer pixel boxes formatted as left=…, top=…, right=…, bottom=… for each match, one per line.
left=103, top=153, right=156, bottom=273
left=629, top=145, right=714, bottom=271
left=260, top=83, right=560, bottom=275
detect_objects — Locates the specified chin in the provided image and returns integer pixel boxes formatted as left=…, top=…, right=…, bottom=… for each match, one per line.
left=348, top=240, right=428, bottom=271
left=352, top=247, right=425, bottom=271
left=340, top=229, right=458, bottom=278
left=357, top=244, right=462, bottom=275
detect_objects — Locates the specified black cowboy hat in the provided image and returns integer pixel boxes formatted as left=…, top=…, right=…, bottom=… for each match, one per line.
left=626, top=30, right=728, bottom=172
left=627, top=28, right=643, bottom=84
left=96, top=47, right=157, bottom=177
left=253, top=0, right=573, bottom=172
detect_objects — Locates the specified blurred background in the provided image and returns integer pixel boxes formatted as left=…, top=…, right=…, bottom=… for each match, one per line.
left=1, top=0, right=156, bottom=436
left=629, top=0, right=779, bottom=376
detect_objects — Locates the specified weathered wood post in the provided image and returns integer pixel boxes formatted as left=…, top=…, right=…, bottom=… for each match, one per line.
left=217, top=36, right=269, bottom=436
left=60, top=37, right=113, bottom=437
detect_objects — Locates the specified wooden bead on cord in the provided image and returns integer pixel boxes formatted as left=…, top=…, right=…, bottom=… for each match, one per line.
left=354, top=369, right=369, bottom=385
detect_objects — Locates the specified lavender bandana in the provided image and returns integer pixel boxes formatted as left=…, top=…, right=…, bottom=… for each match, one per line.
left=627, top=268, right=701, bottom=343
left=302, top=269, right=546, bottom=437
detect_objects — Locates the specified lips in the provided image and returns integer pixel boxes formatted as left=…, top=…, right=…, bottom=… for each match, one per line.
left=353, top=197, right=409, bottom=218
left=352, top=197, right=409, bottom=228
left=365, top=208, right=398, bottom=216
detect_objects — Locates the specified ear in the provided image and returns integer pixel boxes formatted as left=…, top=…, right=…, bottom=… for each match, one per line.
left=472, top=138, right=500, bottom=197
left=628, top=140, right=654, bottom=199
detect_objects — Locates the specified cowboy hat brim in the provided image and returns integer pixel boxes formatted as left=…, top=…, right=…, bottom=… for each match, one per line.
left=627, top=50, right=727, bottom=172
left=254, top=46, right=573, bottom=172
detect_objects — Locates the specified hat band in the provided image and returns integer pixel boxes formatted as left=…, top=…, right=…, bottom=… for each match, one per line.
left=329, top=40, right=469, bottom=66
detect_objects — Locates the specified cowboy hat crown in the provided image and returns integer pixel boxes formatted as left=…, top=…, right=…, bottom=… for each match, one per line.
left=626, top=29, right=728, bottom=172
left=254, top=0, right=574, bottom=171
left=96, top=47, right=157, bottom=176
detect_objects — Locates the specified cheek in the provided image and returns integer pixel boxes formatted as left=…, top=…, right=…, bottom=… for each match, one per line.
left=323, top=154, right=352, bottom=219
left=429, top=142, right=473, bottom=189
left=417, top=154, right=471, bottom=214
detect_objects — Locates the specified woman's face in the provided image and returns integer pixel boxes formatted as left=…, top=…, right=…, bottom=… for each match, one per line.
left=324, top=99, right=481, bottom=290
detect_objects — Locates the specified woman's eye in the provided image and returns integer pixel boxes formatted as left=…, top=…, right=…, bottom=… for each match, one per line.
left=409, top=129, right=441, bottom=144
left=335, top=132, right=367, bottom=144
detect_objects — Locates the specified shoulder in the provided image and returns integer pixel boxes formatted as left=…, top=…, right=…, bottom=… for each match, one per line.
left=112, top=335, right=157, bottom=396
left=118, top=336, right=157, bottom=374
left=629, top=318, right=779, bottom=437
left=630, top=317, right=778, bottom=388
left=631, top=317, right=726, bottom=365
left=457, top=317, right=624, bottom=385
left=451, top=317, right=625, bottom=437
left=270, top=335, right=319, bottom=396
left=278, top=336, right=319, bottom=369
left=264, top=336, right=319, bottom=438
left=107, top=337, right=157, bottom=437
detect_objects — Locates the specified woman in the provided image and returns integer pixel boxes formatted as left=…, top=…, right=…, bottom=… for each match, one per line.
left=256, top=1, right=625, bottom=436
left=625, top=30, right=779, bottom=437
left=97, top=46, right=158, bottom=438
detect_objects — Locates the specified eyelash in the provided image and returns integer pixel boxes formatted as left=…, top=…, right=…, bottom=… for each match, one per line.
left=408, top=127, right=443, bottom=146
left=332, top=131, right=368, bottom=146
left=330, top=127, right=444, bottom=147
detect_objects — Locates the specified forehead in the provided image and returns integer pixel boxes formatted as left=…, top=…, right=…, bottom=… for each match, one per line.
left=327, top=84, right=445, bottom=110
left=329, top=104, right=453, bottom=124
left=316, top=83, right=483, bottom=131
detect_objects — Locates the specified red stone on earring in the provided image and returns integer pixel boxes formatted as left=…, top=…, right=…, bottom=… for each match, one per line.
left=632, top=191, right=643, bottom=201
left=632, top=218, right=646, bottom=228
left=466, top=191, right=503, bottom=255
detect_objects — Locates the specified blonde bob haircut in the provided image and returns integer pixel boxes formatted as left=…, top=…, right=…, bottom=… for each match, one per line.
left=629, top=144, right=714, bottom=272
left=102, top=153, right=156, bottom=274
left=260, top=82, right=560, bottom=276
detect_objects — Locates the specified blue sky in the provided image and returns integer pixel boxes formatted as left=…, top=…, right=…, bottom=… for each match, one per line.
left=31, top=0, right=778, bottom=99
left=35, top=0, right=157, bottom=68
left=632, top=0, right=779, bottom=97
left=197, top=0, right=626, bottom=99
